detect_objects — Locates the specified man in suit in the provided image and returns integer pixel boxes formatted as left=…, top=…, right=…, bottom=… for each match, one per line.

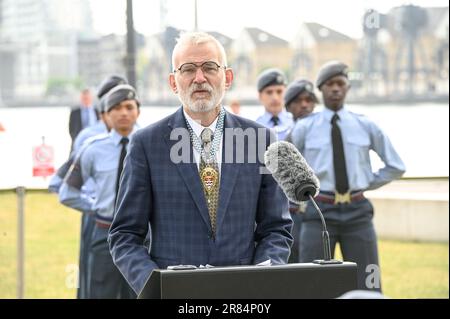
left=69, top=88, right=99, bottom=148
left=109, top=32, right=293, bottom=296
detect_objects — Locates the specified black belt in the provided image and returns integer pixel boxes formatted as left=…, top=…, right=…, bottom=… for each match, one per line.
left=95, top=220, right=111, bottom=229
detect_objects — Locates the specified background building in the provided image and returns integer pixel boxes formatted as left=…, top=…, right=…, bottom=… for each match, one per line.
left=230, top=27, right=291, bottom=99
left=0, top=0, right=93, bottom=101
left=357, top=6, right=449, bottom=99
left=0, top=1, right=448, bottom=105
left=291, top=22, right=358, bottom=86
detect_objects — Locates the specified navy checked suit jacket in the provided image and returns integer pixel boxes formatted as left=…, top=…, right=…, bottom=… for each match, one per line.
left=109, top=107, right=293, bottom=295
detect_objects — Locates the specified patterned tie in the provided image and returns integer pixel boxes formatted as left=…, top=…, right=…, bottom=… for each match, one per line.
left=115, top=137, right=129, bottom=200
left=331, top=114, right=349, bottom=194
left=199, top=128, right=220, bottom=237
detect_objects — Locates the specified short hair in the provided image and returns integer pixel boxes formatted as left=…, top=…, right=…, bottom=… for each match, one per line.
left=171, top=31, right=228, bottom=71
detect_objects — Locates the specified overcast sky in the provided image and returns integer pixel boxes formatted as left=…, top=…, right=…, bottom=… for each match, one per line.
left=90, top=0, right=448, bottom=40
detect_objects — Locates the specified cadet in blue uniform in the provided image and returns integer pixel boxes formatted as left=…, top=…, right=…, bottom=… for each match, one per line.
left=73, top=76, right=127, bottom=152
left=49, top=75, right=127, bottom=193
left=59, top=84, right=140, bottom=299
left=49, top=75, right=127, bottom=299
left=291, top=61, right=406, bottom=291
left=255, top=68, right=294, bottom=141
left=284, top=79, right=318, bottom=263
left=285, top=79, right=317, bottom=123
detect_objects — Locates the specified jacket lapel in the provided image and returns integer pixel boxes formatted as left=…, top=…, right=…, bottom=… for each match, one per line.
left=216, top=112, right=241, bottom=232
left=164, top=107, right=211, bottom=230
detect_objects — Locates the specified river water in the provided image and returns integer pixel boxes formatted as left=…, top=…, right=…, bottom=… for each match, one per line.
left=0, top=103, right=448, bottom=189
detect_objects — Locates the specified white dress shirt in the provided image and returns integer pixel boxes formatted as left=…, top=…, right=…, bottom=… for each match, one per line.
left=183, top=109, right=223, bottom=175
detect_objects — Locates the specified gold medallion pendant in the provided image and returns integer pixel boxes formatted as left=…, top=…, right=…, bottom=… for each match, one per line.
left=200, top=166, right=219, bottom=194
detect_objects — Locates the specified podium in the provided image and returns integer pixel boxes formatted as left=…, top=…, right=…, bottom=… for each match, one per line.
left=138, top=262, right=357, bottom=299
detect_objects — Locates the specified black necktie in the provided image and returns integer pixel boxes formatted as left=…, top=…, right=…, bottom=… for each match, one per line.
left=116, top=137, right=129, bottom=199
left=271, top=116, right=280, bottom=126
left=331, top=114, right=349, bottom=194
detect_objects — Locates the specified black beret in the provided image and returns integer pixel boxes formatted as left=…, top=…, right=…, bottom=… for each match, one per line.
left=316, top=61, right=349, bottom=89
left=257, top=68, right=287, bottom=92
left=284, top=79, right=316, bottom=106
left=96, top=75, right=128, bottom=99
left=104, top=84, right=140, bottom=112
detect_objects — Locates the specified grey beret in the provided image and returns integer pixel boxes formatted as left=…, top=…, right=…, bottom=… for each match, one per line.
left=257, top=68, right=287, bottom=92
left=96, top=75, right=128, bottom=99
left=95, top=98, right=106, bottom=113
left=284, top=79, right=316, bottom=106
left=316, top=61, right=349, bottom=89
left=104, top=84, right=140, bottom=112
left=93, top=100, right=104, bottom=113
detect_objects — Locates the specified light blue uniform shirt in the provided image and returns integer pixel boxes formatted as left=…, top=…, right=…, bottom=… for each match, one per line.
left=73, top=120, right=108, bottom=154
left=48, top=174, right=63, bottom=193
left=59, top=128, right=137, bottom=224
left=291, top=106, right=406, bottom=192
left=256, top=110, right=294, bottom=141
left=48, top=121, right=108, bottom=194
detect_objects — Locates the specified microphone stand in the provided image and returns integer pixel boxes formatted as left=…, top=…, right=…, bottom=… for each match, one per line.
left=308, top=194, right=342, bottom=265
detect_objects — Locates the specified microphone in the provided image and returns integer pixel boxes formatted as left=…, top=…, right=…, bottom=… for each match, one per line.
left=264, top=141, right=342, bottom=265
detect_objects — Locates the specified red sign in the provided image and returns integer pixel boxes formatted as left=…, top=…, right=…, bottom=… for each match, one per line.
left=32, top=144, right=55, bottom=177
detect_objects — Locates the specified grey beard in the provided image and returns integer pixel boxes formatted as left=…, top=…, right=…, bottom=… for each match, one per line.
left=178, top=83, right=225, bottom=113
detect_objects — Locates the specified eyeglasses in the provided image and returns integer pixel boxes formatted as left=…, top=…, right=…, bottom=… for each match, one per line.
left=174, top=61, right=225, bottom=77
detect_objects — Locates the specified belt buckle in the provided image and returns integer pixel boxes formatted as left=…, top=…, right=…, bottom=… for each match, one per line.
left=334, top=192, right=351, bottom=204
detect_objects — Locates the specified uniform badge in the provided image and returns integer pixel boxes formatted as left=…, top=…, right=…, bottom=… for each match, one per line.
left=342, top=67, right=349, bottom=75
left=276, top=75, right=284, bottom=84
left=200, top=166, right=219, bottom=194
